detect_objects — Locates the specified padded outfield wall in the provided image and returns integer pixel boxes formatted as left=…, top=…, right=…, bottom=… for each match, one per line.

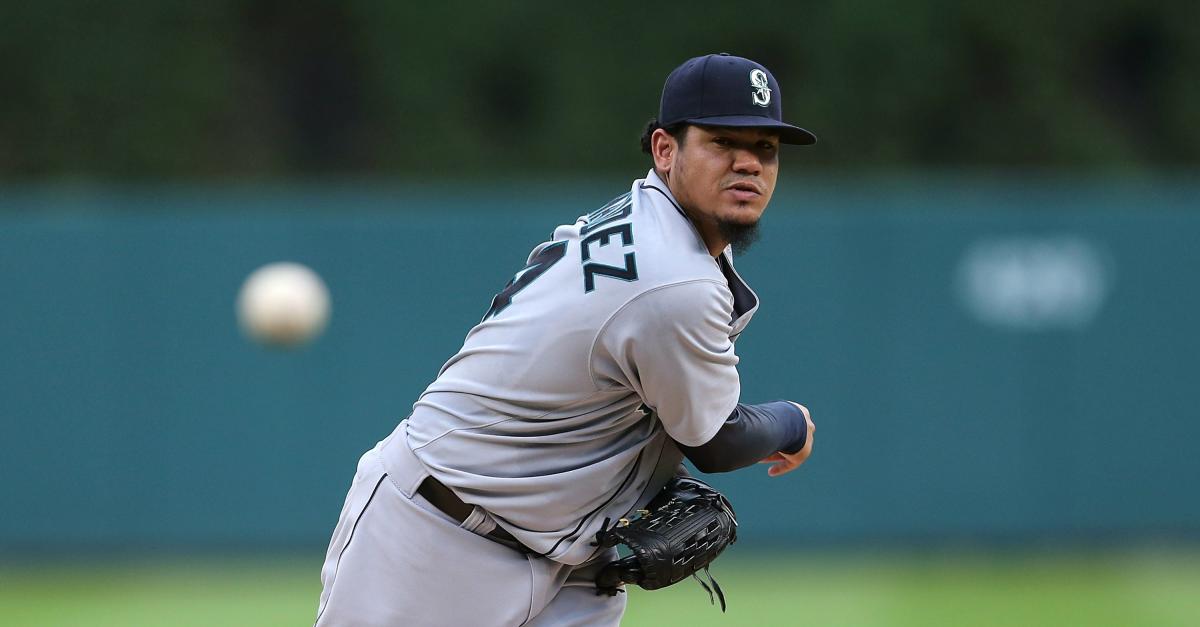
left=1, top=177, right=1197, bottom=551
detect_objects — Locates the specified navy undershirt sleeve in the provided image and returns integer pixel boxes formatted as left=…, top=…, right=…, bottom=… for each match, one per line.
left=678, top=401, right=808, bottom=473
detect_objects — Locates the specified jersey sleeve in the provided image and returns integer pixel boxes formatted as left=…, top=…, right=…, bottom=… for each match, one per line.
left=678, top=401, right=809, bottom=473
left=591, top=280, right=740, bottom=447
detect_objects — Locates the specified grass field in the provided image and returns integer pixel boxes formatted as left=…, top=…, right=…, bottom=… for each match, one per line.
left=2, top=549, right=1198, bottom=626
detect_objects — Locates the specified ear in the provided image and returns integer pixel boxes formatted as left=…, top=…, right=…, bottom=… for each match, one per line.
left=650, top=128, right=678, bottom=172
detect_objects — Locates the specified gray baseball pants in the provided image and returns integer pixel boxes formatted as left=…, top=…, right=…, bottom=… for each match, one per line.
left=314, top=437, right=626, bottom=626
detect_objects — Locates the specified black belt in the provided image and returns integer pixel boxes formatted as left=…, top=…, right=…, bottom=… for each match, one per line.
left=416, top=476, right=532, bottom=553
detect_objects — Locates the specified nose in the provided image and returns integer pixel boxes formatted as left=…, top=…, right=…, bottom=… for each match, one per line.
left=731, top=148, right=762, bottom=176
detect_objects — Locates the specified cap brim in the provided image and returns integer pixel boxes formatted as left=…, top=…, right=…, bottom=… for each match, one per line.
left=682, top=115, right=817, bottom=145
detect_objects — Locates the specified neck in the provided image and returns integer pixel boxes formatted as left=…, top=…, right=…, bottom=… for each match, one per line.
left=657, top=168, right=728, bottom=257
left=692, top=220, right=728, bottom=257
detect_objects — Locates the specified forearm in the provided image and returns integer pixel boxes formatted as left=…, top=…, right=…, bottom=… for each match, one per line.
left=678, top=401, right=808, bottom=473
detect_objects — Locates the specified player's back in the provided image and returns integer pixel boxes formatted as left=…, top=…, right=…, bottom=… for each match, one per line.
left=391, top=171, right=743, bottom=564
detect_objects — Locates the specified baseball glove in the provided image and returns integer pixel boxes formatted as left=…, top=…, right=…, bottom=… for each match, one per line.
left=593, top=476, right=738, bottom=610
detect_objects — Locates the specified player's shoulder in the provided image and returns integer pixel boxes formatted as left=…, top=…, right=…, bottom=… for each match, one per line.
left=626, top=172, right=724, bottom=282
left=555, top=171, right=728, bottom=310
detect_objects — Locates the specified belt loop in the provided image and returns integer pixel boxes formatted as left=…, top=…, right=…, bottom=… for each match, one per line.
left=377, top=430, right=428, bottom=498
left=460, top=507, right=497, bottom=535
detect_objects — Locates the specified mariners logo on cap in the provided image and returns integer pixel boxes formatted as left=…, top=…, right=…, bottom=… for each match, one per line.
left=750, top=69, right=771, bottom=107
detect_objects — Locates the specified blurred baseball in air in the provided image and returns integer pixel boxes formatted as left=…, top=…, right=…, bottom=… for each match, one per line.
left=237, top=262, right=331, bottom=348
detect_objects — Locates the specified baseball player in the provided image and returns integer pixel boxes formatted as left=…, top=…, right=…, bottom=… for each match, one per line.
left=315, top=53, right=818, bottom=626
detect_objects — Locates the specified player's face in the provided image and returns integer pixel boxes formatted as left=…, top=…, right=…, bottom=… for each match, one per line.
left=659, top=125, right=779, bottom=251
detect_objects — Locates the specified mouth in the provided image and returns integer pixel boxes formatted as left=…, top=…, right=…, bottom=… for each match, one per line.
left=724, top=181, right=763, bottom=202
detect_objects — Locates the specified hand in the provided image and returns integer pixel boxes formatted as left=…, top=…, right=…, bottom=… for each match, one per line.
left=758, top=402, right=815, bottom=477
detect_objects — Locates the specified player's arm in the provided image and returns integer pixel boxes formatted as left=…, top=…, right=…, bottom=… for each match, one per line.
left=591, top=280, right=816, bottom=477
left=678, top=401, right=814, bottom=475
left=591, top=280, right=742, bottom=445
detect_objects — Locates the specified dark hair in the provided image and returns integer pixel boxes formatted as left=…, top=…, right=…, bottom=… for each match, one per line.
left=639, top=118, right=688, bottom=154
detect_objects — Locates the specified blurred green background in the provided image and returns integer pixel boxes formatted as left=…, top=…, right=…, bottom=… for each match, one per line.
left=2, top=2, right=1199, bottom=625
left=3, top=1, right=1199, bottom=178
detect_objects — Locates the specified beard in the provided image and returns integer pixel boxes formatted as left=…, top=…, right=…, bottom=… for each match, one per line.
left=716, top=218, right=761, bottom=255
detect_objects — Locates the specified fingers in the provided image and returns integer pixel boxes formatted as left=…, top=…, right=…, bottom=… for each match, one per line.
left=759, top=450, right=797, bottom=475
left=761, top=451, right=803, bottom=476
left=767, top=458, right=799, bottom=477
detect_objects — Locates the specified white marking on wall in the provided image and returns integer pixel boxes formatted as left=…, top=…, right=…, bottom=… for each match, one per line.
left=956, top=235, right=1110, bottom=331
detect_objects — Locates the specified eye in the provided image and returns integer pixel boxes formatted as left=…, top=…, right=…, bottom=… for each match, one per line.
left=757, top=140, right=778, bottom=152
left=714, top=137, right=733, bottom=147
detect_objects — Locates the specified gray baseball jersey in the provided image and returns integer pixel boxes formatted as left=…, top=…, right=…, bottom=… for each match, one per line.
left=380, top=168, right=760, bottom=565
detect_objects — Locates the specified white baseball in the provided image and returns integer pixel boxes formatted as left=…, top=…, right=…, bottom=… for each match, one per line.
left=236, top=262, right=331, bottom=348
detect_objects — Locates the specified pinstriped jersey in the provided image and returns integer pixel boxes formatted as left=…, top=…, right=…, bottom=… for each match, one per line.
left=382, top=169, right=760, bottom=565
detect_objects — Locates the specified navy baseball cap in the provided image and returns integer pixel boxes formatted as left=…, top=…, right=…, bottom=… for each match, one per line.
left=658, top=53, right=817, bottom=145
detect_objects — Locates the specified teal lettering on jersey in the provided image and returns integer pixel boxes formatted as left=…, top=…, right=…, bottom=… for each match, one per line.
left=581, top=192, right=633, bottom=236
left=483, top=241, right=569, bottom=319
left=581, top=223, right=638, bottom=292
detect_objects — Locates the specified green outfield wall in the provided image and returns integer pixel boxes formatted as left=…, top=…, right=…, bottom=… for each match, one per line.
left=1, top=177, right=1198, bottom=551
